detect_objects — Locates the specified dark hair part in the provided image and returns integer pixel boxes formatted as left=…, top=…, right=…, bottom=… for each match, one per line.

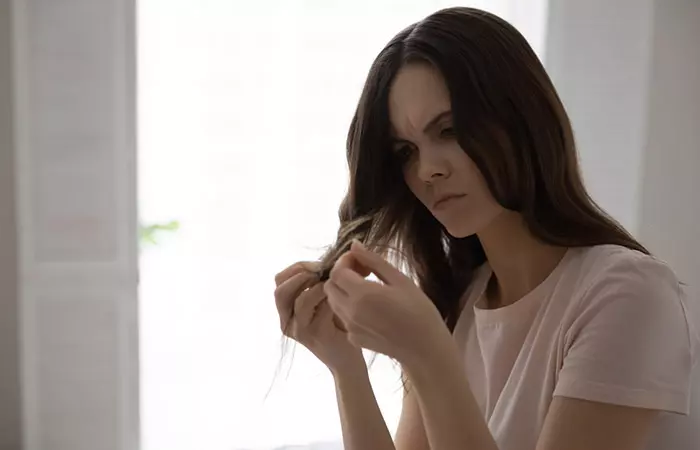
left=317, top=7, right=647, bottom=334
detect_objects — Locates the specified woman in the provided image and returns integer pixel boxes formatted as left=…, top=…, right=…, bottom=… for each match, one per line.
left=273, top=7, right=698, bottom=450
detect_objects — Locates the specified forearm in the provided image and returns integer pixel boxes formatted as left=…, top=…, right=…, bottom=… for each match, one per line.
left=404, top=336, right=498, bottom=450
left=332, top=360, right=396, bottom=450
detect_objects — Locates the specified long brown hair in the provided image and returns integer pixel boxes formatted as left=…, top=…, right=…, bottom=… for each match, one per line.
left=317, top=7, right=647, bottom=332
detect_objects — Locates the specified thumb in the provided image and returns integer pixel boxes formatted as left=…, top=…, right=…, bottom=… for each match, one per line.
left=349, top=240, right=405, bottom=286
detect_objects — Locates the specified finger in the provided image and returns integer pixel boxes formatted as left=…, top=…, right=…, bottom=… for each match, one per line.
left=275, top=261, right=320, bottom=286
left=349, top=240, right=405, bottom=286
left=274, top=271, right=318, bottom=327
left=332, top=312, right=348, bottom=332
left=294, top=283, right=326, bottom=328
left=314, top=299, right=334, bottom=323
left=323, top=279, right=349, bottom=313
left=310, top=300, right=347, bottom=333
left=274, top=262, right=306, bottom=286
left=329, top=265, right=373, bottom=294
left=334, top=252, right=372, bottom=278
left=316, top=299, right=349, bottom=332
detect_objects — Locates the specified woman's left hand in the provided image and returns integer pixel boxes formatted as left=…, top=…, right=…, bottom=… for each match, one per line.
left=323, top=240, right=451, bottom=366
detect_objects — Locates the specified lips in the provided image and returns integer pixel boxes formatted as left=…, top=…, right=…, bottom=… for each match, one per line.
left=433, top=193, right=466, bottom=209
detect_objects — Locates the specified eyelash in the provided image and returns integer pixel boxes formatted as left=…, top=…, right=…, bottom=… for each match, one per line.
left=440, top=127, right=455, bottom=137
left=393, top=127, right=455, bottom=163
left=395, top=145, right=414, bottom=162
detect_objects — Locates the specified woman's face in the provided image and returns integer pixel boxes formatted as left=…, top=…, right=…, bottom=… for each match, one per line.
left=387, top=62, right=505, bottom=238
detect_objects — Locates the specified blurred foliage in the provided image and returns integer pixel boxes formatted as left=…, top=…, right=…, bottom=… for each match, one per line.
left=139, top=220, right=180, bottom=247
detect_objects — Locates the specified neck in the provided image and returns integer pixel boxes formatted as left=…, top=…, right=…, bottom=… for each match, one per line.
left=476, top=211, right=567, bottom=308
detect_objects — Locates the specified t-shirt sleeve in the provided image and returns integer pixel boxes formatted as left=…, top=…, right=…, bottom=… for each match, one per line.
left=554, top=253, right=696, bottom=414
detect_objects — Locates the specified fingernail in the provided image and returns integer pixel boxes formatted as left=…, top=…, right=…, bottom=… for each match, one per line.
left=351, top=239, right=365, bottom=250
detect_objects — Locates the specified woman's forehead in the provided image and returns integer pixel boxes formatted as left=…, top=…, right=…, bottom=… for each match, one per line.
left=388, top=63, right=451, bottom=139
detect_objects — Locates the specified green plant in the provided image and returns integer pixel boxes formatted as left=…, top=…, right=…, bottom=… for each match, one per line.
left=139, top=220, right=180, bottom=247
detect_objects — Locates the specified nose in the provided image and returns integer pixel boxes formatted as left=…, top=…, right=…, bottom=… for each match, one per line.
left=416, top=147, right=450, bottom=183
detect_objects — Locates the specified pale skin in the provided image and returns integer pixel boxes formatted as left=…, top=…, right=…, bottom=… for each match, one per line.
left=274, top=62, right=659, bottom=450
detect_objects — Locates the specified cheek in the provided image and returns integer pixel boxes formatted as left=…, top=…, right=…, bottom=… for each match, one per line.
left=452, top=150, right=502, bottom=208
left=403, top=169, right=423, bottom=199
left=402, top=167, right=427, bottom=203
left=460, top=159, right=504, bottom=214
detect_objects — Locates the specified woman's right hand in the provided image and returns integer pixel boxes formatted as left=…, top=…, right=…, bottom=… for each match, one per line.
left=274, top=261, right=365, bottom=374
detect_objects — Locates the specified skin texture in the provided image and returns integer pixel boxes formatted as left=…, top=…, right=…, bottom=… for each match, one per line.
left=387, top=62, right=506, bottom=240
left=388, top=62, right=569, bottom=309
left=273, top=261, right=362, bottom=373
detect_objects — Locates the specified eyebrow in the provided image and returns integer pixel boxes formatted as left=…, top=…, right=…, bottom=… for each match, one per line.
left=422, top=110, right=452, bottom=133
left=391, top=110, right=453, bottom=141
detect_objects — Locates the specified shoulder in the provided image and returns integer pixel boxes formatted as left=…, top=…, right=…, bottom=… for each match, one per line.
left=561, top=244, right=695, bottom=361
left=566, top=244, right=682, bottom=304
left=554, top=245, right=697, bottom=414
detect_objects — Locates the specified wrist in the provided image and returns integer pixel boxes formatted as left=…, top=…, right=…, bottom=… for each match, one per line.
left=402, top=328, right=462, bottom=385
left=328, top=349, right=367, bottom=379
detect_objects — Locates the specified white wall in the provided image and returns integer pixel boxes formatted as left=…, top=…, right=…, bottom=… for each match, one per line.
left=544, top=0, right=656, bottom=233
left=638, top=0, right=700, bottom=301
left=545, top=0, right=700, bottom=300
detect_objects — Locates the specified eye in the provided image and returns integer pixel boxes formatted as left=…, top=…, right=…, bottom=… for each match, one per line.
left=394, top=144, right=415, bottom=164
left=440, top=126, right=455, bottom=138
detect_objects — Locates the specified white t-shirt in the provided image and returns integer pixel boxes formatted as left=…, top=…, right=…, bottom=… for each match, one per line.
left=452, top=245, right=700, bottom=450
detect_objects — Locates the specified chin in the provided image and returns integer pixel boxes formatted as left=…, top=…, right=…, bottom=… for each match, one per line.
left=438, top=219, right=479, bottom=238
left=438, top=211, right=503, bottom=239
left=444, top=226, right=477, bottom=239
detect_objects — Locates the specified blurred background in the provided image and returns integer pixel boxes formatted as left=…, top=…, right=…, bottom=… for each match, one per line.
left=0, top=1, right=698, bottom=449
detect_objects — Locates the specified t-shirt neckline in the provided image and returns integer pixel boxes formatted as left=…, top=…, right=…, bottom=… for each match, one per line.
left=472, top=248, right=575, bottom=325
